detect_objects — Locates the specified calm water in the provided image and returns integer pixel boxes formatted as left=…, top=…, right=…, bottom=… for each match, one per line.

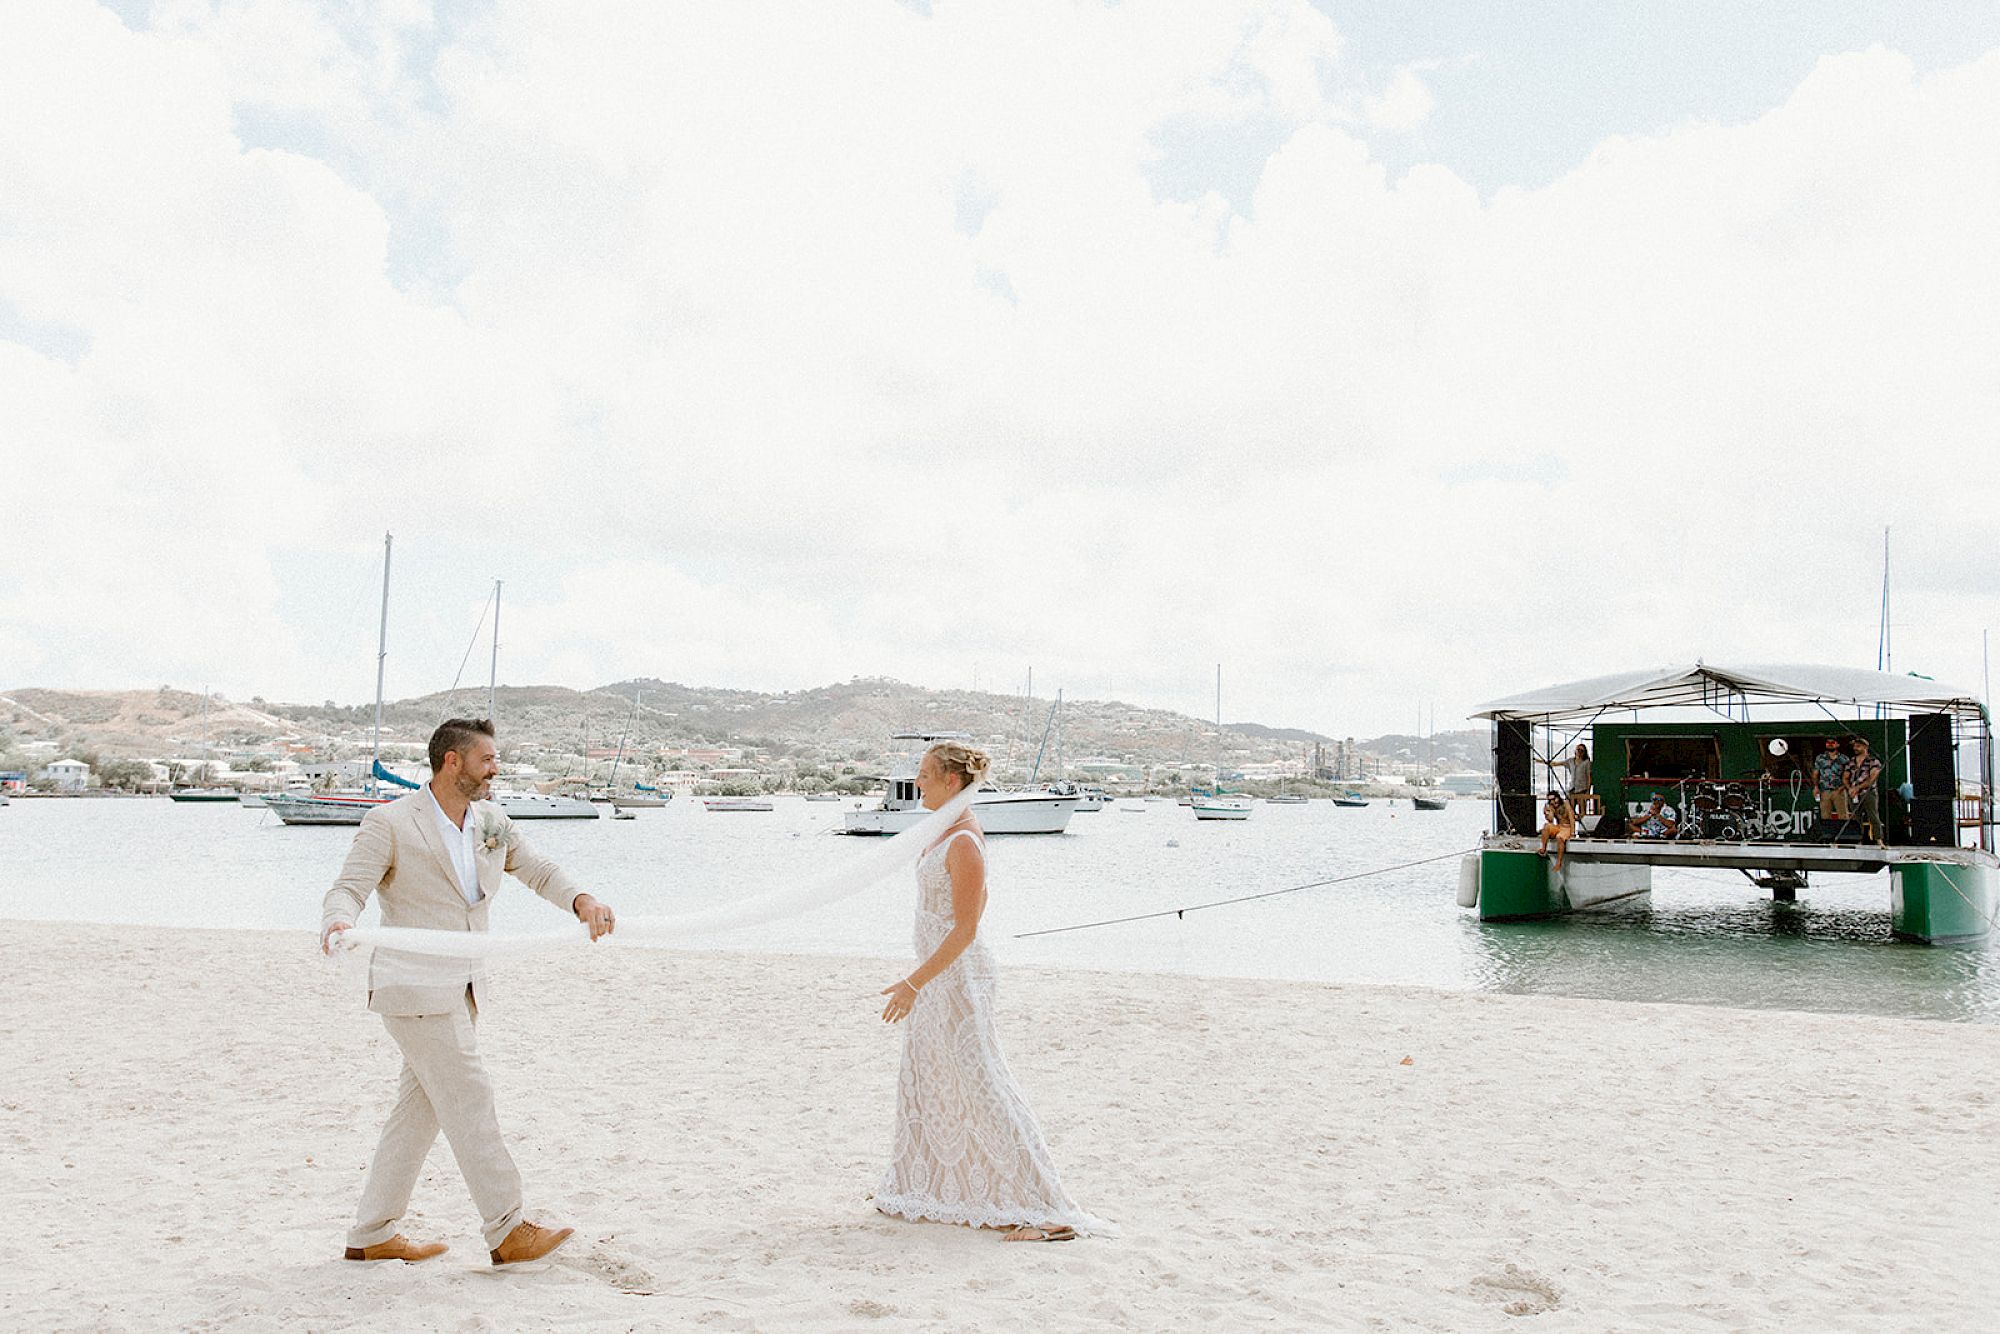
left=3, top=795, right=1996, bottom=1023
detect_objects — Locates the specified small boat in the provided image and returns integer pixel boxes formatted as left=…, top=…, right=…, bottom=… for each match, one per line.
left=804, top=792, right=845, bottom=802
left=494, top=790, right=600, bottom=819
left=1041, top=781, right=1110, bottom=812
left=1191, top=666, right=1252, bottom=821
left=266, top=792, right=390, bottom=825
left=1267, top=793, right=1309, bottom=805
left=1412, top=793, right=1449, bottom=811
left=1332, top=792, right=1371, bottom=808
left=704, top=797, right=775, bottom=812
left=587, top=790, right=667, bottom=808
left=610, top=806, right=636, bottom=821
left=169, top=788, right=240, bottom=803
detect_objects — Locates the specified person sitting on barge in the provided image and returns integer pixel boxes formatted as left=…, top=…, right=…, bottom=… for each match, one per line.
left=1538, top=792, right=1577, bottom=869
left=1545, top=744, right=1595, bottom=816
left=1628, top=793, right=1677, bottom=839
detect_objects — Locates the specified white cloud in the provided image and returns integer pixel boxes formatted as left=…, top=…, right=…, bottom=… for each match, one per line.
left=3, top=4, right=1997, bottom=735
left=1365, top=62, right=1437, bottom=132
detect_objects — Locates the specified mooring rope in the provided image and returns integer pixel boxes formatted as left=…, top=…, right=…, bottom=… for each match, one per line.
left=1012, top=847, right=1479, bottom=939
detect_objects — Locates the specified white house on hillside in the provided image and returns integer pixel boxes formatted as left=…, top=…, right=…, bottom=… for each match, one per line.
left=44, top=758, right=91, bottom=793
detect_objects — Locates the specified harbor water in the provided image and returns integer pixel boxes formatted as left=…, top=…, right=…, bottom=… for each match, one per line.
left=3, top=795, right=1996, bottom=1022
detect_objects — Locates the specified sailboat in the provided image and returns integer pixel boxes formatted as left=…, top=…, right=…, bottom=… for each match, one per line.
left=592, top=689, right=667, bottom=808
left=1268, top=750, right=1309, bottom=804
left=1192, top=666, right=1253, bottom=821
left=1411, top=703, right=1447, bottom=810
left=266, top=537, right=402, bottom=826
left=477, top=581, right=596, bottom=819
left=169, top=689, right=239, bottom=801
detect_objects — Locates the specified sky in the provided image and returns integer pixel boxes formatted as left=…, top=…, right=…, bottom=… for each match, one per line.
left=3, top=0, right=1998, bottom=738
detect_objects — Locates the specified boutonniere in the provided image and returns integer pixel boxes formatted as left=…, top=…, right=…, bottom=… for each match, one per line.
left=475, top=806, right=515, bottom=853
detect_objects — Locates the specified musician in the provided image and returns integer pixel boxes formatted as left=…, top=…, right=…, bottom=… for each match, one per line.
left=1846, top=738, right=1885, bottom=847
left=1627, top=793, right=1677, bottom=839
left=1811, top=737, right=1852, bottom=824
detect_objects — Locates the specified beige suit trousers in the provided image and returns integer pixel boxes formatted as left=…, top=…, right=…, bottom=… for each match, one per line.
left=348, top=991, right=524, bottom=1251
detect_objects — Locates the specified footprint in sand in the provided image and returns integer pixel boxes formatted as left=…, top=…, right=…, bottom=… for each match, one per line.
left=570, top=1246, right=658, bottom=1296
left=1470, top=1263, right=1561, bottom=1317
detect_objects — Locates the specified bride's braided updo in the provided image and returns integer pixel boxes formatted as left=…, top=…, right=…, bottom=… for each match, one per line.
left=924, top=740, right=991, bottom=791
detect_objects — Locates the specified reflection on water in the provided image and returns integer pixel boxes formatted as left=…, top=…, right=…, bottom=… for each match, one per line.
left=1463, top=898, right=2000, bottom=1023
left=2, top=795, right=1995, bottom=1022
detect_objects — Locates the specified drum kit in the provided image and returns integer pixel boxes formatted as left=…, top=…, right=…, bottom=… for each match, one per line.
left=1679, top=781, right=1762, bottom=840
left=1670, top=740, right=1801, bottom=842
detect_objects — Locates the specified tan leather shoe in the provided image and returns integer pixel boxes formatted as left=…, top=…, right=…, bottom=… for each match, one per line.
left=344, top=1233, right=448, bottom=1263
left=490, top=1220, right=574, bottom=1266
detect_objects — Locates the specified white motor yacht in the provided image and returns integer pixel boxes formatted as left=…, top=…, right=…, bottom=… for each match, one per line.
left=841, top=734, right=1077, bottom=835
left=493, top=790, right=600, bottom=819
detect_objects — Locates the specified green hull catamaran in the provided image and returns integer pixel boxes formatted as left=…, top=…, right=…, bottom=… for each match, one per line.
left=1460, top=664, right=1996, bottom=944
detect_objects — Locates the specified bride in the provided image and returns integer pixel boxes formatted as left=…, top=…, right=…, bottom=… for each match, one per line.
left=873, top=741, right=1106, bottom=1242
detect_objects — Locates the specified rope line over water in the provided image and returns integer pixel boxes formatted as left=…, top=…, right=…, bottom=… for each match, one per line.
left=1013, top=847, right=1478, bottom=939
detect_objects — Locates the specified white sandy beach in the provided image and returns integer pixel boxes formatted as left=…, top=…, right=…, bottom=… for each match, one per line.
left=2, top=919, right=1995, bottom=1332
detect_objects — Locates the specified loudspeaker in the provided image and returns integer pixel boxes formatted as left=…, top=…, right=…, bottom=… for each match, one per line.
left=1907, top=713, right=1955, bottom=847
left=1495, top=720, right=1534, bottom=835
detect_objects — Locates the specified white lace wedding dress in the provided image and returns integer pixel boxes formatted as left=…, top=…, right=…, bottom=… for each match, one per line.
left=874, top=829, right=1106, bottom=1234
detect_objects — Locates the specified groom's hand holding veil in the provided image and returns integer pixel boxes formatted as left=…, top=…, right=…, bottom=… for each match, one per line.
left=319, top=892, right=615, bottom=954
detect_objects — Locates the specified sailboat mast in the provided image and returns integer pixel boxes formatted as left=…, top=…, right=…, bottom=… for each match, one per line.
left=371, top=532, right=392, bottom=788
left=1215, top=663, right=1222, bottom=790
left=488, top=578, right=501, bottom=723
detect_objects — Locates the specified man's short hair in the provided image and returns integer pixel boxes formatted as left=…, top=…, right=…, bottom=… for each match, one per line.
left=429, top=718, right=496, bottom=774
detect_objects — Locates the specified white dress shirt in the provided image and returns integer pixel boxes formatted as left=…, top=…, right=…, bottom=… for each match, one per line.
left=423, top=784, right=484, bottom=907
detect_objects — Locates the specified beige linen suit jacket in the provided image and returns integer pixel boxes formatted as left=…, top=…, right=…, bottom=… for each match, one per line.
left=321, top=792, right=581, bottom=1015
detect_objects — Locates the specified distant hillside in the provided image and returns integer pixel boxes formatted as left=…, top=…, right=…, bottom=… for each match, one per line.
left=1, top=679, right=1493, bottom=778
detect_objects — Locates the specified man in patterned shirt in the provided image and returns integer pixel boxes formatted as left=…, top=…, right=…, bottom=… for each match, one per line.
left=1846, top=738, right=1886, bottom=847
left=1811, top=738, right=1852, bottom=827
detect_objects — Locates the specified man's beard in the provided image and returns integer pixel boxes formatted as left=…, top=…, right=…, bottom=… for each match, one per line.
left=457, top=774, right=490, bottom=801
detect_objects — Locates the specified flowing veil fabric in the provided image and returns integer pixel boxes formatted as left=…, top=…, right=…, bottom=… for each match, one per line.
left=332, top=784, right=981, bottom=990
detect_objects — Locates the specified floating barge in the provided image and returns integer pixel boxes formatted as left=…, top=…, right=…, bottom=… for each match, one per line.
left=1461, top=663, right=1995, bottom=943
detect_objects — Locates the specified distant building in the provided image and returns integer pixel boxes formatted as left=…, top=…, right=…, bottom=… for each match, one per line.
left=43, top=758, right=91, bottom=793
left=0, top=771, right=26, bottom=793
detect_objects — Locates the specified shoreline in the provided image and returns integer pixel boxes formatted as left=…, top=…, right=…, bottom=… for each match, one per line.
left=5, top=918, right=1996, bottom=1330
left=4, top=911, right=1997, bottom=1029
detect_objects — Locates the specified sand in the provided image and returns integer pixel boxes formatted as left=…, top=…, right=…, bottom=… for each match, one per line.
left=1, top=919, right=1994, bottom=1331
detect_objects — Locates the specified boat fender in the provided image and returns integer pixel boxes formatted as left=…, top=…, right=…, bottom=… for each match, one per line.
left=1455, top=854, right=1480, bottom=909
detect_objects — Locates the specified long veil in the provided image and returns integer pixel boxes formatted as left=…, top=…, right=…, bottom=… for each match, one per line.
left=332, top=782, right=981, bottom=991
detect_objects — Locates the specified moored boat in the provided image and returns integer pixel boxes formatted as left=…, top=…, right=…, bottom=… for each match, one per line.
left=704, top=797, right=775, bottom=812
left=840, top=732, right=1077, bottom=835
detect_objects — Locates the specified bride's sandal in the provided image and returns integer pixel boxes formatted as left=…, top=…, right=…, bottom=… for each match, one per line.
left=1002, top=1225, right=1077, bottom=1243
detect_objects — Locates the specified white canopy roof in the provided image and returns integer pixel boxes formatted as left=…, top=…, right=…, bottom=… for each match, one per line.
left=1473, top=663, right=1987, bottom=723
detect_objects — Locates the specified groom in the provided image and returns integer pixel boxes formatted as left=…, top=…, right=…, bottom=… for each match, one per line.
left=320, top=717, right=617, bottom=1266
